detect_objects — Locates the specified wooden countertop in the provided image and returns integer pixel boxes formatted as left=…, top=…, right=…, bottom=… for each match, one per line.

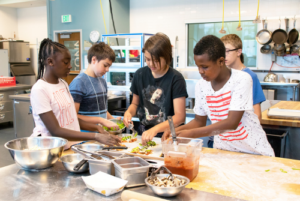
left=261, top=101, right=300, bottom=127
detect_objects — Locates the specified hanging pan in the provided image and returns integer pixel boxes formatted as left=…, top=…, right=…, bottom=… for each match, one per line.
left=256, top=19, right=272, bottom=54
left=287, top=17, right=299, bottom=45
left=256, top=19, right=272, bottom=45
left=272, top=18, right=288, bottom=45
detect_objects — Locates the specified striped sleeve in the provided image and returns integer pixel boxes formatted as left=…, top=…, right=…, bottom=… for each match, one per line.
left=69, top=77, right=86, bottom=104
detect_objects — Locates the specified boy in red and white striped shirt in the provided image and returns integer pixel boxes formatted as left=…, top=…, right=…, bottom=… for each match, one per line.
left=162, top=35, right=274, bottom=156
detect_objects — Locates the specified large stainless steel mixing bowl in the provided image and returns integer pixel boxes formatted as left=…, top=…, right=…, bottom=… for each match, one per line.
left=4, top=137, right=67, bottom=170
left=145, top=174, right=190, bottom=197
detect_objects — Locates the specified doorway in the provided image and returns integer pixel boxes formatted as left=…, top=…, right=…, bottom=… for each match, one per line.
left=54, top=30, right=83, bottom=85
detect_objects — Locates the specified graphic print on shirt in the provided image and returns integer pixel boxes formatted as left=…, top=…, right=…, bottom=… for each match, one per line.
left=53, top=89, right=74, bottom=127
left=138, top=85, right=165, bottom=126
left=206, top=91, right=248, bottom=141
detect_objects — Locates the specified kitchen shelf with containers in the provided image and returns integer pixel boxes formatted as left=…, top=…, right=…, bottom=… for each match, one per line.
left=101, top=33, right=153, bottom=107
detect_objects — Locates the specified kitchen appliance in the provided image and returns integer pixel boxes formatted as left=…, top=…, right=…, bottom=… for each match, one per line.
left=0, top=49, right=9, bottom=77
left=0, top=41, right=35, bottom=85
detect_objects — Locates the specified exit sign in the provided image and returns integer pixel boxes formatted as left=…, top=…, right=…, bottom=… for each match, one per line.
left=61, top=15, right=72, bottom=23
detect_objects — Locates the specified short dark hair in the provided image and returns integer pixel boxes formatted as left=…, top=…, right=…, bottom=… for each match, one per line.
left=142, top=32, right=172, bottom=70
left=88, top=42, right=115, bottom=64
left=193, top=35, right=225, bottom=62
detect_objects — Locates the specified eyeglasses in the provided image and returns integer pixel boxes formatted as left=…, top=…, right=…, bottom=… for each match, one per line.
left=225, top=48, right=239, bottom=54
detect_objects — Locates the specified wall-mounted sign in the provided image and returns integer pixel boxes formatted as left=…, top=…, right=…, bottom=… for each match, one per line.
left=61, top=15, right=72, bottom=23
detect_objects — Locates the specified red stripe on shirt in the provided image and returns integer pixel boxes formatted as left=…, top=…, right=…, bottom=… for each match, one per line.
left=210, top=108, right=229, bottom=113
left=220, top=129, right=246, bottom=138
left=207, top=96, right=231, bottom=104
left=221, top=134, right=248, bottom=141
left=211, top=113, right=228, bottom=117
left=208, top=102, right=230, bottom=108
left=206, top=91, right=231, bottom=99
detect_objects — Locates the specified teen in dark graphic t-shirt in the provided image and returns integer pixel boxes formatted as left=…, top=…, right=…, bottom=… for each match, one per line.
left=123, top=33, right=188, bottom=145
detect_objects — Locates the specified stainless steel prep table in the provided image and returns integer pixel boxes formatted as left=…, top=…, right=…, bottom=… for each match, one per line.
left=0, top=162, right=244, bottom=201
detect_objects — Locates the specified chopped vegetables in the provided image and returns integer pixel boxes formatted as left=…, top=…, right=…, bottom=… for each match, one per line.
left=292, top=168, right=300, bottom=170
left=121, top=132, right=138, bottom=143
left=265, top=169, right=270, bottom=172
left=280, top=169, right=287, bottom=173
left=131, top=145, right=153, bottom=155
left=139, top=140, right=156, bottom=148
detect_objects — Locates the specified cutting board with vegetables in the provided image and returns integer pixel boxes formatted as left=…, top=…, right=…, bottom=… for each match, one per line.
left=117, top=136, right=164, bottom=161
left=188, top=148, right=300, bottom=201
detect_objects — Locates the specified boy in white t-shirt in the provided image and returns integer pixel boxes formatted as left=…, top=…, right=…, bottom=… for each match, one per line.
left=162, top=35, right=274, bottom=157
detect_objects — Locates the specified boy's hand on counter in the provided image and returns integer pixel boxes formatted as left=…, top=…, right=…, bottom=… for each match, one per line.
left=141, top=128, right=157, bottom=146
left=102, top=119, right=119, bottom=130
left=123, top=112, right=132, bottom=128
left=95, top=133, right=121, bottom=146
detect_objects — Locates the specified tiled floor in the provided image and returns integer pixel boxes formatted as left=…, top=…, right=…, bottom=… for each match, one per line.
left=0, top=123, right=15, bottom=168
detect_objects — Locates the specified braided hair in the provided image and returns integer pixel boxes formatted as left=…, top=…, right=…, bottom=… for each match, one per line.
left=37, top=38, right=68, bottom=80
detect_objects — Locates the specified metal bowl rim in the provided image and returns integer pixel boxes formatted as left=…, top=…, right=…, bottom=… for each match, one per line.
left=60, top=153, right=85, bottom=162
left=4, top=137, right=68, bottom=151
left=145, top=174, right=190, bottom=189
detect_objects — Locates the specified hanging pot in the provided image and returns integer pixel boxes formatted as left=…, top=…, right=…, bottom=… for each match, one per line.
left=287, top=17, right=299, bottom=45
left=274, top=44, right=286, bottom=56
left=256, top=19, right=272, bottom=45
left=260, top=44, right=272, bottom=54
left=272, top=19, right=288, bottom=45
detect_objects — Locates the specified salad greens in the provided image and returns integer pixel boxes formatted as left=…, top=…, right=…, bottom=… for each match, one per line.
left=103, top=122, right=125, bottom=131
left=121, top=132, right=138, bottom=142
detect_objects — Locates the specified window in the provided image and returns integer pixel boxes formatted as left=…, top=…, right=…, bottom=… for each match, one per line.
left=187, top=21, right=257, bottom=67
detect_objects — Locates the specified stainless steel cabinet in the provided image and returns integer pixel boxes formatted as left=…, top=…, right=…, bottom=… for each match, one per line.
left=13, top=100, right=34, bottom=138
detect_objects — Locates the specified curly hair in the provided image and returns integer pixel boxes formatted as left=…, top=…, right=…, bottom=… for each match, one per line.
left=193, top=35, right=225, bottom=62
left=88, top=42, right=115, bottom=63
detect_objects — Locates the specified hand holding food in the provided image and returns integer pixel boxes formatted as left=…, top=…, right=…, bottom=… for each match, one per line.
left=141, top=128, right=158, bottom=146
left=95, top=133, right=121, bottom=146
left=102, top=119, right=120, bottom=131
left=103, top=121, right=125, bottom=132
left=123, top=112, right=133, bottom=128
left=161, top=129, right=171, bottom=142
left=96, top=125, right=110, bottom=134
left=121, top=132, right=138, bottom=143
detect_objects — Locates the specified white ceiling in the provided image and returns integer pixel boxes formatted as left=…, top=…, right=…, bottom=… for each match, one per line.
left=0, top=0, right=46, bottom=8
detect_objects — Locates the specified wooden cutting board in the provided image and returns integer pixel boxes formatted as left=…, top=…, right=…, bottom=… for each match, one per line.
left=188, top=148, right=300, bottom=201
left=261, top=101, right=300, bottom=127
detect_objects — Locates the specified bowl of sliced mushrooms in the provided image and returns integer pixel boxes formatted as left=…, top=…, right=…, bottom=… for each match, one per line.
left=145, top=173, right=190, bottom=197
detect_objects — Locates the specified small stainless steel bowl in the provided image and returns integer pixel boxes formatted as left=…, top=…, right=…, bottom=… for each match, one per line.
left=145, top=174, right=190, bottom=197
left=60, top=153, right=89, bottom=173
left=5, top=137, right=67, bottom=170
left=106, top=119, right=126, bottom=135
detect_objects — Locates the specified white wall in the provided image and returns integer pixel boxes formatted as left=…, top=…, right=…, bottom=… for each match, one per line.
left=0, top=7, right=18, bottom=39
left=17, top=6, right=47, bottom=75
left=130, top=0, right=300, bottom=72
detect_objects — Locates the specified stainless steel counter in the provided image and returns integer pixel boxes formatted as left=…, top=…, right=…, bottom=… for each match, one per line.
left=0, top=162, right=244, bottom=201
left=0, top=84, right=32, bottom=92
